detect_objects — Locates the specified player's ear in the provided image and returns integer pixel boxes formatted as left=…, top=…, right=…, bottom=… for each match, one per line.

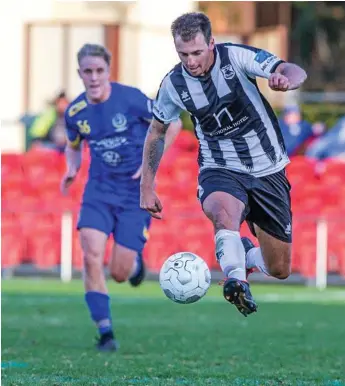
left=77, top=68, right=82, bottom=79
left=209, top=36, right=215, bottom=50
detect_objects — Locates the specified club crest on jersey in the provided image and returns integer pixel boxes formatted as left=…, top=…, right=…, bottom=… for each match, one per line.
left=221, top=64, right=235, bottom=80
left=112, top=113, right=128, bottom=133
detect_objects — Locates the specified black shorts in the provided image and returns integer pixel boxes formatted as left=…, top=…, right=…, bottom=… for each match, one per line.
left=198, top=168, right=292, bottom=243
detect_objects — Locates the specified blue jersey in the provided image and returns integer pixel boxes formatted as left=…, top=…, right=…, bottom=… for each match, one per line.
left=65, top=82, right=153, bottom=186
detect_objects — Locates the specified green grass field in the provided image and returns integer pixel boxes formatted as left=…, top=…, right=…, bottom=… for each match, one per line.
left=2, top=279, right=345, bottom=386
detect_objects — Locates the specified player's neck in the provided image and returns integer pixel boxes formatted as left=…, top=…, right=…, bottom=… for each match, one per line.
left=87, top=82, right=112, bottom=104
left=203, top=50, right=215, bottom=75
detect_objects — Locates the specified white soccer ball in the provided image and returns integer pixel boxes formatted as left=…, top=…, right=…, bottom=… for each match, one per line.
left=159, top=252, right=211, bottom=304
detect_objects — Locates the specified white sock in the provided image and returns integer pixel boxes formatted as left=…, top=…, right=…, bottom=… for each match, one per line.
left=215, top=230, right=246, bottom=281
left=246, top=247, right=270, bottom=276
left=129, top=257, right=139, bottom=279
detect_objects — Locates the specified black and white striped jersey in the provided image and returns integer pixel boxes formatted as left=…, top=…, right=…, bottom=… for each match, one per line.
left=153, top=43, right=289, bottom=177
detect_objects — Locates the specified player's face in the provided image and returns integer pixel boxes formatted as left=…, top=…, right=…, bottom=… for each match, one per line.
left=175, top=32, right=215, bottom=77
left=78, top=56, right=110, bottom=102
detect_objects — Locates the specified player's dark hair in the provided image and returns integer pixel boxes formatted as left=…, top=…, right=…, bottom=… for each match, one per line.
left=171, top=12, right=212, bottom=44
left=77, top=43, right=111, bottom=66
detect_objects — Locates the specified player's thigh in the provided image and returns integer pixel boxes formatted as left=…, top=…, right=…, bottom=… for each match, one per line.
left=78, top=201, right=114, bottom=260
left=198, top=168, right=249, bottom=231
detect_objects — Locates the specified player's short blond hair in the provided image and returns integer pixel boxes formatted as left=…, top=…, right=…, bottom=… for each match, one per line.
left=77, top=43, right=111, bottom=66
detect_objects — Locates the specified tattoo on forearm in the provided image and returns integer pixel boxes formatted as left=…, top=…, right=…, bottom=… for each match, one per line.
left=147, top=123, right=169, bottom=175
left=148, top=135, right=165, bottom=174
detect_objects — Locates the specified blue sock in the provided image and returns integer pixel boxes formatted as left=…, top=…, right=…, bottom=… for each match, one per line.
left=85, top=291, right=113, bottom=336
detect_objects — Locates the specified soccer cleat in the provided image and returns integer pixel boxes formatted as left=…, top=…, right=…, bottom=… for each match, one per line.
left=241, top=237, right=256, bottom=279
left=129, top=255, right=146, bottom=287
left=96, top=331, right=119, bottom=352
left=223, top=278, right=258, bottom=317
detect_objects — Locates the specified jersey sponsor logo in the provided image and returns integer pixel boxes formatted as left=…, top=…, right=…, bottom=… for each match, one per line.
left=261, top=55, right=277, bottom=71
left=89, top=137, right=128, bottom=150
left=220, top=64, right=235, bottom=80
left=254, top=50, right=273, bottom=64
left=102, top=151, right=121, bottom=166
left=68, top=100, right=87, bottom=117
left=77, top=120, right=91, bottom=134
left=112, top=113, right=128, bottom=133
left=211, top=115, right=249, bottom=137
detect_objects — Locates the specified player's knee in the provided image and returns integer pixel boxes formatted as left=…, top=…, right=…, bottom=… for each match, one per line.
left=110, top=268, right=128, bottom=283
left=83, top=247, right=103, bottom=271
left=270, top=266, right=290, bottom=280
left=209, top=208, right=241, bottom=232
left=268, top=256, right=291, bottom=279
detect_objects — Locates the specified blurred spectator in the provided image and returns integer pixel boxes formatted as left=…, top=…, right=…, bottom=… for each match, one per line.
left=305, top=116, right=345, bottom=160
left=279, top=105, right=316, bottom=156
left=28, top=91, right=69, bottom=153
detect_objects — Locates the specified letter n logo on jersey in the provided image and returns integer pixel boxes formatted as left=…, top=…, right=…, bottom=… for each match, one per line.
left=77, top=120, right=91, bottom=134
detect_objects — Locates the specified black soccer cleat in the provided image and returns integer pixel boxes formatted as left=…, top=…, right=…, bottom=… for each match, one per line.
left=96, top=331, right=119, bottom=352
left=223, top=278, right=258, bottom=317
left=129, top=257, right=146, bottom=287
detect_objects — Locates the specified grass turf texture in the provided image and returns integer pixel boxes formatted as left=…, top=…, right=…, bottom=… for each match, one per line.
left=2, top=279, right=345, bottom=386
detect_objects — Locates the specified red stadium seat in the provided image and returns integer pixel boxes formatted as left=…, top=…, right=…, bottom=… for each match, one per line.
left=293, top=220, right=317, bottom=278
left=286, top=156, right=317, bottom=187
left=317, top=159, right=345, bottom=188
left=143, top=218, right=179, bottom=272
left=1, top=153, right=24, bottom=191
left=1, top=212, right=25, bottom=267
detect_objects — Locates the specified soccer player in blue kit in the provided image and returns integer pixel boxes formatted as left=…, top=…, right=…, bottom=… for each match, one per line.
left=61, top=43, right=181, bottom=351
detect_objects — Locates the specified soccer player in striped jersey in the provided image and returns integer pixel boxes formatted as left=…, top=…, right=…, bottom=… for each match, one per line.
left=140, top=12, right=307, bottom=317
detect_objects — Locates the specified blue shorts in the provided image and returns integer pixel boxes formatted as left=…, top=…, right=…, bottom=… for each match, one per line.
left=77, top=180, right=151, bottom=253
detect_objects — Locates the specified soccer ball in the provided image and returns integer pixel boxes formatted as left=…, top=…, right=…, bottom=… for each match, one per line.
left=159, top=252, right=211, bottom=304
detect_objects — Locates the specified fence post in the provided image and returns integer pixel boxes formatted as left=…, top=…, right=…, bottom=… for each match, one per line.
left=315, top=219, right=328, bottom=290
left=61, top=211, right=73, bottom=282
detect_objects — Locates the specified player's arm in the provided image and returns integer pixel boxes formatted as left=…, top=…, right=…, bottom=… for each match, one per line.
left=132, top=118, right=181, bottom=179
left=140, top=74, right=182, bottom=218
left=164, top=118, right=182, bottom=152
left=231, top=45, right=307, bottom=92
left=270, top=62, right=307, bottom=91
left=61, top=113, right=83, bottom=195
left=140, top=118, right=169, bottom=218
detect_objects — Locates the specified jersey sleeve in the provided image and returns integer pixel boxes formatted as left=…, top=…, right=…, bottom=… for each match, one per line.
left=131, top=88, right=153, bottom=121
left=64, top=111, right=81, bottom=148
left=230, top=45, right=285, bottom=79
left=153, top=76, right=182, bottom=124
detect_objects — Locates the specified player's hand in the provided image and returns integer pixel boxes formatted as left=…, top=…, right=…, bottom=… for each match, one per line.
left=131, top=164, right=142, bottom=179
left=268, top=73, right=290, bottom=92
left=61, top=169, right=78, bottom=195
left=140, top=187, right=163, bottom=219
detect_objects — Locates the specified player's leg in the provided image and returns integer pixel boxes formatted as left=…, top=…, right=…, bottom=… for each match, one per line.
left=78, top=202, right=118, bottom=351
left=250, top=225, right=291, bottom=279
left=244, top=169, right=292, bottom=280
left=198, top=169, right=257, bottom=316
left=110, top=208, right=150, bottom=287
